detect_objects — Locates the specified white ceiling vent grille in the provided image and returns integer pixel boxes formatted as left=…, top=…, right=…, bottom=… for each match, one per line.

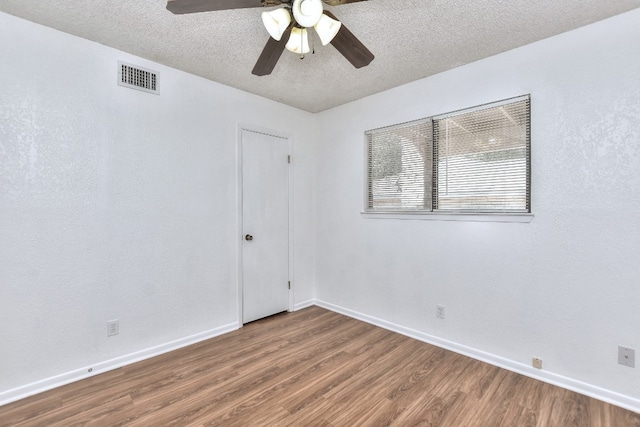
left=118, top=61, right=159, bottom=94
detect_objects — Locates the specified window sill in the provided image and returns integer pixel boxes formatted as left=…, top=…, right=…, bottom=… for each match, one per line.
left=361, top=211, right=534, bottom=223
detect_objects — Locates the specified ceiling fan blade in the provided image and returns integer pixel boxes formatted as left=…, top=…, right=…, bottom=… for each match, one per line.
left=324, top=11, right=374, bottom=69
left=167, top=0, right=280, bottom=14
left=322, top=0, right=367, bottom=5
left=252, top=25, right=293, bottom=76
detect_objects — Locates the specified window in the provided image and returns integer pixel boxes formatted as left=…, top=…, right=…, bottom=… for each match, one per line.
left=366, top=118, right=433, bottom=211
left=366, top=95, right=530, bottom=215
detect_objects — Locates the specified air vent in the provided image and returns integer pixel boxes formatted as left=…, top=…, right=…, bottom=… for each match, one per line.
left=118, top=61, right=159, bottom=94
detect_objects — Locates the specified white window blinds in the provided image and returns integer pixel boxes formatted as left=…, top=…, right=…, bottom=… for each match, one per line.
left=366, top=95, right=531, bottom=214
left=433, top=96, right=530, bottom=212
left=366, top=118, right=433, bottom=211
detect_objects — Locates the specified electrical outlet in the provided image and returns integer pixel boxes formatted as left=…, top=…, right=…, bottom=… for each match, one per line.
left=618, top=346, right=635, bottom=368
left=532, top=357, right=543, bottom=369
left=107, top=320, right=119, bottom=337
left=436, top=305, right=445, bottom=319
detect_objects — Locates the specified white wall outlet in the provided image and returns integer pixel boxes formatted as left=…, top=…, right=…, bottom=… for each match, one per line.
left=618, top=346, right=635, bottom=368
left=532, top=357, right=543, bottom=369
left=107, top=320, right=119, bottom=337
left=436, top=304, right=445, bottom=319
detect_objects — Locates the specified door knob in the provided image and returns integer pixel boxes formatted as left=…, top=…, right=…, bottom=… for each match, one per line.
left=245, top=234, right=253, bottom=241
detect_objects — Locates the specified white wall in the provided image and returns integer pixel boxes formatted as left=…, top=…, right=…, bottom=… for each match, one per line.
left=0, top=12, right=316, bottom=402
left=314, top=9, right=640, bottom=411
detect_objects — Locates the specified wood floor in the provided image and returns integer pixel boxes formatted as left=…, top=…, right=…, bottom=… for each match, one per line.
left=1, top=306, right=639, bottom=426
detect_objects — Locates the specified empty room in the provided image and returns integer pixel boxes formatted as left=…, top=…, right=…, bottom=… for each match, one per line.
left=1, top=0, right=639, bottom=425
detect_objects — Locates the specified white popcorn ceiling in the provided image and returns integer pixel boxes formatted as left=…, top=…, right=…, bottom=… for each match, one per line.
left=1, top=0, right=639, bottom=113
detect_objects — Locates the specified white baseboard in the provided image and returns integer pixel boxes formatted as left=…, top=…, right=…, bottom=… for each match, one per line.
left=293, top=299, right=316, bottom=311
left=314, top=299, right=640, bottom=414
left=0, top=322, right=238, bottom=407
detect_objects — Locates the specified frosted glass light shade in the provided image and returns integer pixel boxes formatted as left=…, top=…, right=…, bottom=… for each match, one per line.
left=286, top=27, right=310, bottom=54
left=314, top=14, right=341, bottom=45
left=261, top=8, right=291, bottom=41
left=292, top=0, right=323, bottom=28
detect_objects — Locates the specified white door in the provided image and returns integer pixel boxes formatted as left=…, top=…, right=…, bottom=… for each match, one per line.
left=241, top=129, right=290, bottom=324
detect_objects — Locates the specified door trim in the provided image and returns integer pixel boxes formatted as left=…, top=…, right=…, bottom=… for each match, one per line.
left=236, top=124, right=294, bottom=327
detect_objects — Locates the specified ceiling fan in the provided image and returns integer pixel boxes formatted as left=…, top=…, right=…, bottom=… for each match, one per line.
left=166, top=0, right=374, bottom=76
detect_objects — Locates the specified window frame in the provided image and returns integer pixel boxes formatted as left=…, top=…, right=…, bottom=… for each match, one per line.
left=362, top=95, right=534, bottom=223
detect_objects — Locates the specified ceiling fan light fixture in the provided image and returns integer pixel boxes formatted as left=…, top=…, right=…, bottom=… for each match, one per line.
left=261, top=8, right=292, bottom=41
left=292, top=0, right=323, bottom=28
left=286, top=27, right=310, bottom=54
left=314, top=14, right=342, bottom=46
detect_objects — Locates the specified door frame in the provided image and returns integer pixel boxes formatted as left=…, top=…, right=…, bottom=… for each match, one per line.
left=236, top=124, right=294, bottom=327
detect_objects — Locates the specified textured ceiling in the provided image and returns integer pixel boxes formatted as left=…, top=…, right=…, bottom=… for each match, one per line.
left=2, top=0, right=640, bottom=112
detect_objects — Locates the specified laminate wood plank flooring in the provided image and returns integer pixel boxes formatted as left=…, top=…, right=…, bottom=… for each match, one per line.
left=1, top=306, right=639, bottom=426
